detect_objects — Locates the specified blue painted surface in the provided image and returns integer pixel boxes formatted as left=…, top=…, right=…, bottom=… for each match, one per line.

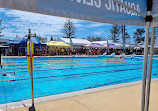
left=36, top=0, right=147, bottom=26
left=0, top=56, right=158, bottom=104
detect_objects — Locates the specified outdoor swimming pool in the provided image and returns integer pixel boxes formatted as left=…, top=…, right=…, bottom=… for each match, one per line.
left=0, top=56, right=158, bottom=104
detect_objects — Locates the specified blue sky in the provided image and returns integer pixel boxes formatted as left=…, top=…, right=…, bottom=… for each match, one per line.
left=0, top=8, right=145, bottom=43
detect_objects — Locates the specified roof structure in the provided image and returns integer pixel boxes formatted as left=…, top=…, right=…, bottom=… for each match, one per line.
left=0, top=38, right=9, bottom=45
left=9, top=36, right=41, bottom=45
left=91, top=41, right=135, bottom=48
left=85, top=43, right=105, bottom=48
left=46, top=41, right=70, bottom=47
left=91, top=41, right=107, bottom=45
left=57, top=38, right=90, bottom=46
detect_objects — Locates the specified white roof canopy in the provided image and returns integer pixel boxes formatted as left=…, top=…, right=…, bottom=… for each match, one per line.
left=0, top=38, right=9, bottom=43
left=91, top=41, right=107, bottom=45
left=57, top=38, right=90, bottom=46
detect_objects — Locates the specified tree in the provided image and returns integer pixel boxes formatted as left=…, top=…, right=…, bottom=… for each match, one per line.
left=87, top=36, right=103, bottom=42
left=0, top=19, right=5, bottom=37
left=95, top=37, right=102, bottom=41
left=25, top=33, right=36, bottom=38
left=109, top=25, right=121, bottom=43
left=133, top=28, right=145, bottom=43
left=146, top=28, right=158, bottom=45
left=38, top=36, right=47, bottom=43
left=32, top=33, right=37, bottom=37
left=87, top=36, right=92, bottom=42
left=50, top=37, right=53, bottom=41
left=25, top=32, right=47, bottom=43
left=63, top=19, right=76, bottom=38
left=124, top=29, right=131, bottom=44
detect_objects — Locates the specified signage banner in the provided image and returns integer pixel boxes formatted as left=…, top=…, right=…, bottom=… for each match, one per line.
left=152, top=0, right=158, bottom=13
left=0, top=0, right=147, bottom=26
left=152, top=0, right=158, bottom=26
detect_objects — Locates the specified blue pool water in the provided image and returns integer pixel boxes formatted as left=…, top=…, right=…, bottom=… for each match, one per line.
left=0, top=56, right=158, bottom=104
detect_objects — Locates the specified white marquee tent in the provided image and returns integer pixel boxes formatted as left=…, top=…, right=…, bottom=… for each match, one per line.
left=0, top=0, right=158, bottom=111
left=57, top=38, right=91, bottom=46
left=91, top=41, right=135, bottom=48
left=91, top=41, right=108, bottom=45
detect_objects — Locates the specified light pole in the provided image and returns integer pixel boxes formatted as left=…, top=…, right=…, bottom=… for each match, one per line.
left=122, top=25, right=126, bottom=54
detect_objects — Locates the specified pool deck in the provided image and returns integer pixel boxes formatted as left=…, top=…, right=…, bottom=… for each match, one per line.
left=7, top=80, right=158, bottom=111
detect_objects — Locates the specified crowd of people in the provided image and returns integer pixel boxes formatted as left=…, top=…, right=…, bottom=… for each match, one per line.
left=0, top=46, right=144, bottom=56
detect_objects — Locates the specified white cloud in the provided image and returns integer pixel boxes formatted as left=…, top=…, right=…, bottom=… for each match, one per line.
left=1, top=9, right=82, bottom=38
left=93, top=29, right=105, bottom=36
left=87, top=23, right=106, bottom=27
left=76, top=22, right=107, bottom=29
left=4, top=10, right=66, bottom=37
left=94, top=31, right=102, bottom=35
left=0, top=8, right=110, bottom=40
left=0, top=8, right=6, bottom=13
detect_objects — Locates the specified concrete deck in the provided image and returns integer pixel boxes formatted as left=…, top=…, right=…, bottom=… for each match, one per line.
left=7, top=81, right=158, bottom=111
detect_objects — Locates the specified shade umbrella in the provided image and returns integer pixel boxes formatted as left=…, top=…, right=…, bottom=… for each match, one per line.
left=85, top=43, right=105, bottom=48
left=46, top=41, right=71, bottom=47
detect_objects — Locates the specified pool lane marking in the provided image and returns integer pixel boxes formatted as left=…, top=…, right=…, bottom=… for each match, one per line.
left=0, top=62, right=144, bottom=75
left=3, top=65, right=158, bottom=83
left=2, top=61, right=142, bottom=69
left=2, top=62, right=41, bottom=65
left=2, top=59, right=113, bottom=63
left=47, top=61, right=142, bottom=67
left=2, top=64, right=158, bottom=82
left=4, top=61, right=158, bottom=79
left=2, top=58, right=146, bottom=67
left=0, top=67, right=144, bottom=82
left=3, top=61, right=130, bottom=65
left=1, top=58, right=138, bottom=63
left=1, top=60, right=119, bottom=65
left=39, top=59, right=138, bottom=64
left=1, top=58, right=140, bottom=66
left=0, top=61, right=143, bottom=79
left=2, top=59, right=135, bottom=65
left=2, top=59, right=142, bottom=67
left=2, top=59, right=136, bottom=65
left=1, top=61, right=150, bottom=80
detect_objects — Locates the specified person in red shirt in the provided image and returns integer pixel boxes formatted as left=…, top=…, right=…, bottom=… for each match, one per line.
left=43, top=48, right=46, bottom=56
left=91, top=49, right=94, bottom=55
